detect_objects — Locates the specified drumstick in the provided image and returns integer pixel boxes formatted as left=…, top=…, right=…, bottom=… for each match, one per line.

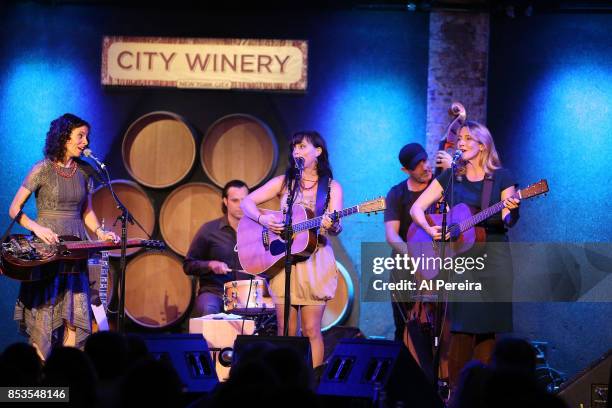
left=227, top=268, right=262, bottom=277
left=224, top=268, right=245, bottom=273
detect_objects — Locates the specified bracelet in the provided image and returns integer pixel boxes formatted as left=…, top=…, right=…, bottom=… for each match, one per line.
left=257, top=214, right=262, bottom=225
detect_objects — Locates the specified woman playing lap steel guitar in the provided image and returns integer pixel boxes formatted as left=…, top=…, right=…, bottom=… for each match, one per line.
left=8, top=113, right=118, bottom=359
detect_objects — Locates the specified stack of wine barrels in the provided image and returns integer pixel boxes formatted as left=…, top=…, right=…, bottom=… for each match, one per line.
left=89, top=111, right=353, bottom=331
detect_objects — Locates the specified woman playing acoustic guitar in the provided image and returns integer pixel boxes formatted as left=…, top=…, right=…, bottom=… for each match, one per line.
left=410, top=121, right=520, bottom=392
left=240, top=131, right=343, bottom=368
left=8, top=113, right=117, bottom=359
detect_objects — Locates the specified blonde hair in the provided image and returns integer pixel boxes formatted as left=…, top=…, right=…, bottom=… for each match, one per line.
left=456, top=120, right=501, bottom=177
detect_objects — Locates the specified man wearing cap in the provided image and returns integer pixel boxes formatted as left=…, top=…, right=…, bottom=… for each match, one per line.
left=384, top=143, right=451, bottom=341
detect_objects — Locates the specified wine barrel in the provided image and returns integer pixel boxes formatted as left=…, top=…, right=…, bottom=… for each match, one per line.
left=125, top=251, right=193, bottom=329
left=87, top=180, right=155, bottom=257
left=122, top=111, right=196, bottom=188
left=322, top=261, right=355, bottom=332
left=200, top=114, right=278, bottom=188
left=159, top=182, right=223, bottom=256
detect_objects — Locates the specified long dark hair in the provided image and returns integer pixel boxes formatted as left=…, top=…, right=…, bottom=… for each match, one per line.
left=282, top=131, right=333, bottom=190
left=44, top=113, right=90, bottom=162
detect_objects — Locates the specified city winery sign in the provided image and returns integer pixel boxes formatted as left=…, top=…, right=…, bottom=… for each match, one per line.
left=101, top=36, right=308, bottom=91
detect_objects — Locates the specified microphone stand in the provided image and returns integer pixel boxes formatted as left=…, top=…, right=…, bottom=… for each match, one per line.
left=282, top=163, right=301, bottom=336
left=431, top=159, right=456, bottom=396
left=94, top=163, right=152, bottom=334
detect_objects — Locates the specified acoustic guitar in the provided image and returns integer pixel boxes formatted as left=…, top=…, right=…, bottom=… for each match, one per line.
left=237, top=198, right=386, bottom=275
left=0, top=234, right=165, bottom=282
left=405, top=179, right=549, bottom=279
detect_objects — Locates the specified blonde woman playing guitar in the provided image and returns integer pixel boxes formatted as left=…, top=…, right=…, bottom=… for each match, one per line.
left=410, top=120, right=521, bottom=392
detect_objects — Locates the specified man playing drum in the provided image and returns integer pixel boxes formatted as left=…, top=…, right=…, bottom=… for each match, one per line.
left=183, top=180, right=254, bottom=316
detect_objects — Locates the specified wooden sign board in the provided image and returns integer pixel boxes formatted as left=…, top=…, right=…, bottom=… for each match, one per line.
left=101, top=36, right=308, bottom=91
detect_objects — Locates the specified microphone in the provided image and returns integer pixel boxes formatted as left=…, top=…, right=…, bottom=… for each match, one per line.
left=83, top=148, right=106, bottom=170
left=294, top=157, right=304, bottom=170
left=451, top=150, right=463, bottom=166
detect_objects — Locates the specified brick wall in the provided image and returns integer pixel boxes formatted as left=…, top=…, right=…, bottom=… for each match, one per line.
left=426, top=11, right=489, bottom=160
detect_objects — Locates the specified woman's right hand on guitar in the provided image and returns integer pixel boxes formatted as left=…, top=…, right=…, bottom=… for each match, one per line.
left=32, top=224, right=59, bottom=245
left=258, top=214, right=285, bottom=234
left=427, top=225, right=450, bottom=241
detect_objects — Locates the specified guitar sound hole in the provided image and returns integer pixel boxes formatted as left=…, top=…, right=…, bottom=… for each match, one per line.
left=269, top=240, right=286, bottom=256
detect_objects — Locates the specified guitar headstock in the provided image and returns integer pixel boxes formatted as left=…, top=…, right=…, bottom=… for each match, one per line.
left=358, top=197, right=386, bottom=215
left=519, top=179, right=549, bottom=200
left=143, top=240, right=166, bottom=250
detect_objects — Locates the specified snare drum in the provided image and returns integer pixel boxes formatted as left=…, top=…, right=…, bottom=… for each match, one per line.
left=223, top=279, right=274, bottom=315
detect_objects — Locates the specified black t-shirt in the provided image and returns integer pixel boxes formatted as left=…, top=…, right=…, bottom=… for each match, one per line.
left=384, top=180, right=428, bottom=242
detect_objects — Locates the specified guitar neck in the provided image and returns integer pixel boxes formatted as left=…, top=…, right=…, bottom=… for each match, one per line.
left=457, top=192, right=520, bottom=233
left=292, top=205, right=360, bottom=233
left=64, top=239, right=144, bottom=251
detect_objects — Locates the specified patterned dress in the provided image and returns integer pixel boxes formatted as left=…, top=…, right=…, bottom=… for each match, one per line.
left=268, top=186, right=338, bottom=306
left=14, top=159, right=93, bottom=358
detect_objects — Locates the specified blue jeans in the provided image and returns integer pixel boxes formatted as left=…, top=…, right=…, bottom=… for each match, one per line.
left=194, top=292, right=224, bottom=316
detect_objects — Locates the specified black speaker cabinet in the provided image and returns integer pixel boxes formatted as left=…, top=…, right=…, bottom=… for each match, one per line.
left=233, top=335, right=312, bottom=368
left=318, top=339, right=444, bottom=408
left=323, top=326, right=364, bottom=363
left=558, top=350, right=610, bottom=408
left=143, top=334, right=219, bottom=393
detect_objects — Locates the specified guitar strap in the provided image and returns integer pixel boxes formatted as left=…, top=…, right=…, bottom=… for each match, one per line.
left=480, top=174, right=494, bottom=211
left=480, top=174, right=495, bottom=229
left=1, top=207, right=23, bottom=244
left=315, top=175, right=332, bottom=217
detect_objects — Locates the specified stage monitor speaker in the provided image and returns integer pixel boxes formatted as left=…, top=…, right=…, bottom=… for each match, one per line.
left=557, top=350, right=610, bottom=408
left=143, top=334, right=219, bottom=393
left=323, top=326, right=364, bottom=363
left=233, top=335, right=312, bottom=369
left=318, top=339, right=444, bottom=408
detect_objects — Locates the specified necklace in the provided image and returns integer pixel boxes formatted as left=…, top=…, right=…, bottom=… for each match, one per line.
left=53, top=160, right=77, bottom=178
left=300, top=179, right=318, bottom=191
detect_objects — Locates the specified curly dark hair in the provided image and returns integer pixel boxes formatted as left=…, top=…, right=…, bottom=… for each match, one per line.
left=282, top=131, right=333, bottom=190
left=44, top=113, right=90, bottom=162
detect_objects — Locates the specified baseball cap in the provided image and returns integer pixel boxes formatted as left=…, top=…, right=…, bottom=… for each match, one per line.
left=399, top=143, right=427, bottom=170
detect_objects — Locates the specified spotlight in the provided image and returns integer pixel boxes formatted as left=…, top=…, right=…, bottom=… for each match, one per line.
left=406, top=3, right=417, bottom=12
left=218, top=347, right=233, bottom=367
